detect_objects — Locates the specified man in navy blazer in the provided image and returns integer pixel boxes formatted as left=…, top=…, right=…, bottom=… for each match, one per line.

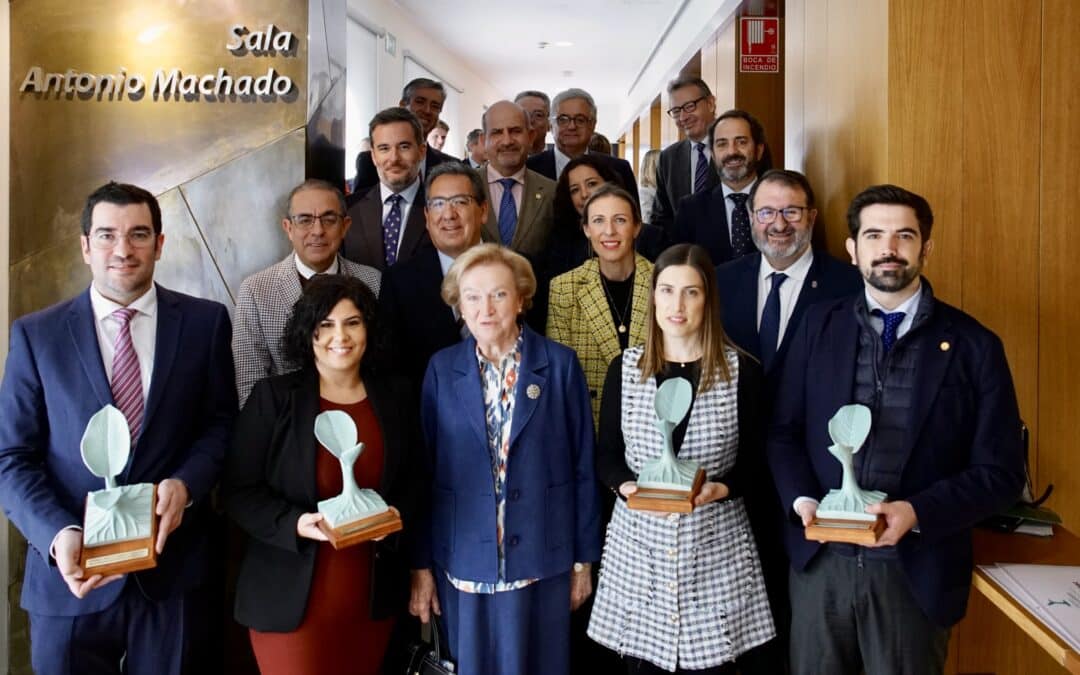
left=671, top=109, right=769, bottom=265
left=767, top=185, right=1025, bottom=674
left=716, top=170, right=861, bottom=378
left=526, top=87, right=640, bottom=207
left=0, top=182, right=236, bottom=674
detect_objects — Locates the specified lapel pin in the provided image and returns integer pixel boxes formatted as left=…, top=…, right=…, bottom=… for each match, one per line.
left=534, top=192, right=542, bottom=200
left=940, top=341, right=950, bottom=351
left=527, top=384, right=541, bottom=399
left=811, top=280, right=818, bottom=288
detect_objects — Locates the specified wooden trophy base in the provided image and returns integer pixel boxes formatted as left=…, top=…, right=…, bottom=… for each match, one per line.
left=805, top=515, right=885, bottom=545
left=627, top=468, right=707, bottom=514
left=80, top=486, right=159, bottom=576
left=318, top=508, right=403, bottom=550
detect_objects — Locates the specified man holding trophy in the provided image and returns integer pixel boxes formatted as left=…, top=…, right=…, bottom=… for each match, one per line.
left=767, top=185, right=1027, bottom=674
left=0, top=182, right=237, bottom=675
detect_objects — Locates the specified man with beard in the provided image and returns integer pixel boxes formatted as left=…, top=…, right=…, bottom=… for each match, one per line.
left=651, top=76, right=719, bottom=235
left=351, top=78, right=458, bottom=197
left=716, top=170, right=861, bottom=378
left=670, top=109, right=769, bottom=265
left=767, top=185, right=1026, bottom=675
left=479, top=100, right=556, bottom=257
left=344, top=107, right=433, bottom=270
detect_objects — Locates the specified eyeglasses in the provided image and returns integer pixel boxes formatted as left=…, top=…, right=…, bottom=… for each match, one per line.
left=87, top=230, right=157, bottom=250
left=526, top=110, right=549, bottom=122
left=289, top=212, right=344, bottom=230
left=667, top=96, right=708, bottom=118
left=427, top=195, right=477, bottom=212
left=552, top=114, right=594, bottom=128
left=753, top=206, right=810, bottom=224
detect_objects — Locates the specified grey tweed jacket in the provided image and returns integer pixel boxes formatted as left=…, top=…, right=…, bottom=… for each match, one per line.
left=232, top=254, right=381, bottom=406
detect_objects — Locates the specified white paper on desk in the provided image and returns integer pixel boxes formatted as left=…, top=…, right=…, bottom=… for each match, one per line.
left=980, top=564, right=1080, bottom=653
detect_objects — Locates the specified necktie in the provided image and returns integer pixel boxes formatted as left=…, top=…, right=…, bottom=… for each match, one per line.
left=110, top=308, right=144, bottom=442
left=693, top=142, right=710, bottom=193
left=872, top=309, right=906, bottom=353
left=383, top=194, right=404, bottom=266
left=758, top=272, right=788, bottom=370
left=497, top=178, right=518, bottom=246
left=728, top=192, right=752, bottom=257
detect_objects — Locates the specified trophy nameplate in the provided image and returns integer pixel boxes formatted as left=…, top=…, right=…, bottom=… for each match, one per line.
left=79, top=406, right=158, bottom=575
left=804, top=404, right=887, bottom=545
left=628, top=378, right=706, bottom=514
left=313, top=410, right=403, bottom=550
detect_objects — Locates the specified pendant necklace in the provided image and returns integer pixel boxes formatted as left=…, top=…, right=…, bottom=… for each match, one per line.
left=599, top=271, right=633, bottom=335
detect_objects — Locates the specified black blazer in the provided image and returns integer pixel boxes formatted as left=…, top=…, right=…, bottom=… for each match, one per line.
left=716, top=249, right=862, bottom=377
left=526, top=148, right=641, bottom=207
left=379, top=247, right=462, bottom=388
left=351, top=146, right=457, bottom=200
left=651, top=138, right=719, bottom=234
left=344, top=182, right=432, bottom=271
left=224, top=368, right=424, bottom=632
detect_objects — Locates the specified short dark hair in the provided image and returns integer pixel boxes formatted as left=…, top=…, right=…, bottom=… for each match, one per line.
left=281, top=275, right=384, bottom=374
left=666, top=75, right=712, bottom=99
left=846, top=184, right=934, bottom=240
left=588, top=133, right=612, bottom=155
left=582, top=183, right=641, bottom=225
left=369, top=107, right=425, bottom=146
left=466, top=128, right=484, bottom=145
left=749, top=169, right=816, bottom=210
left=81, top=181, right=162, bottom=236
left=709, top=108, right=767, bottom=147
left=286, top=179, right=347, bottom=216
left=401, top=77, right=446, bottom=105
left=435, top=120, right=449, bottom=132
left=514, top=90, right=550, bottom=109
left=425, top=162, right=487, bottom=206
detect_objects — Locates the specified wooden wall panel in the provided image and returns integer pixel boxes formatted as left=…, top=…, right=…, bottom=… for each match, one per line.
left=716, top=18, right=738, bottom=112
left=700, top=33, right=720, bottom=114
left=960, top=0, right=1040, bottom=478
left=650, top=98, right=662, bottom=151
left=887, top=0, right=963, bottom=306
left=1038, top=0, right=1080, bottom=533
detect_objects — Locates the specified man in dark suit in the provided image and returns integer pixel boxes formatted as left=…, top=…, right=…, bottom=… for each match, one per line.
left=344, top=107, right=433, bottom=271
left=767, top=185, right=1026, bottom=674
left=652, top=75, right=719, bottom=234
left=526, top=87, right=639, bottom=206
left=0, top=182, right=236, bottom=674
left=717, top=169, right=861, bottom=377
left=514, top=89, right=552, bottom=155
left=351, top=77, right=457, bottom=197
left=379, top=162, right=486, bottom=388
left=671, top=109, right=768, bottom=265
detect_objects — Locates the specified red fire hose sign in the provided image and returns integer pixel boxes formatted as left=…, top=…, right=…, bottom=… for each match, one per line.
left=740, top=17, right=779, bottom=73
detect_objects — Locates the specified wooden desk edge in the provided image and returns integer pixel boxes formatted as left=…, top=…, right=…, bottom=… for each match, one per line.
left=972, top=568, right=1080, bottom=673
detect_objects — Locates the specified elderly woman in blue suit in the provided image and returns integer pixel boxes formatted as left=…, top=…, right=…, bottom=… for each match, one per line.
left=409, top=243, right=602, bottom=675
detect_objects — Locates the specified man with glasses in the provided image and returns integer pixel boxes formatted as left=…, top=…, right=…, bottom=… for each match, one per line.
left=671, top=108, right=770, bottom=265
left=0, top=181, right=236, bottom=674
left=345, top=107, right=434, bottom=270
left=379, top=162, right=487, bottom=387
left=526, top=87, right=639, bottom=205
left=479, top=100, right=556, bottom=257
left=514, top=90, right=552, bottom=155
left=651, top=76, right=719, bottom=235
left=465, top=128, right=486, bottom=169
left=233, top=178, right=381, bottom=406
left=352, top=78, right=458, bottom=196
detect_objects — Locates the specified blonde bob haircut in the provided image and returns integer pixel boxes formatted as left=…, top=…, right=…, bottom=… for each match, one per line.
left=639, top=243, right=734, bottom=391
left=441, top=243, right=537, bottom=312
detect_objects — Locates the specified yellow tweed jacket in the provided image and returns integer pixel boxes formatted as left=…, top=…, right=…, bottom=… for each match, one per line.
left=546, top=254, right=654, bottom=426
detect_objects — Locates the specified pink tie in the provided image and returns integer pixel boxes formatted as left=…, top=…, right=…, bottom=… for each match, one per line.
left=111, top=308, right=144, bottom=441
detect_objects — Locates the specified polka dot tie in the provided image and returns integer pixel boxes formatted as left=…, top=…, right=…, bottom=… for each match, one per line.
left=873, top=309, right=906, bottom=353
left=728, top=192, right=753, bottom=257
left=110, top=308, right=144, bottom=442
left=383, top=194, right=404, bottom=266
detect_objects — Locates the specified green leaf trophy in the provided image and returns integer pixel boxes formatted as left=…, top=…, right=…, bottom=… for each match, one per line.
left=628, top=377, right=706, bottom=513
left=313, top=410, right=402, bottom=549
left=79, top=405, right=158, bottom=575
left=804, top=403, right=887, bottom=544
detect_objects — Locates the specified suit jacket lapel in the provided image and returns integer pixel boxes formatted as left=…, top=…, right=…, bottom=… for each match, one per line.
left=291, top=370, right=320, bottom=504
left=778, top=252, right=825, bottom=361
left=826, top=304, right=860, bottom=415
left=628, top=255, right=652, bottom=345
left=141, top=285, right=180, bottom=439
left=507, top=328, right=547, bottom=450
left=452, top=340, right=489, bottom=451
left=710, top=187, right=733, bottom=260
left=480, top=175, right=499, bottom=243
left=578, top=261, right=622, bottom=363
left=513, top=171, right=546, bottom=251
left=356, top=189, right=386, bottom=266
left=727, top=255, right=762, bottom=359
left=67, top=290, right=112, bottom=408
left=399, top=183, right=429, bottom=259
left=902, top=308, right=953, bottom=463
left=673, top=140, right=691, bottom=201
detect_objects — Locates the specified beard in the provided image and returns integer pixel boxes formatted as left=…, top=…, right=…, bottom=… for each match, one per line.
left=718, top=152, right=758, bottom=184
left=863, top=255, right=923, bottom=293
left=752, top=226, right=811, bottom=262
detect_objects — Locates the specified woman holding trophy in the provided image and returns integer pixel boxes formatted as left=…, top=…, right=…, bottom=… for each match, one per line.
left=587, top=243, right=778, bottom=674
left=224, top=276, right=421, bottom=675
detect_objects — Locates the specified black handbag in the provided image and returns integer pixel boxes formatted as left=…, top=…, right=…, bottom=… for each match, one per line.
left=403, top=616, right=455, bottom=675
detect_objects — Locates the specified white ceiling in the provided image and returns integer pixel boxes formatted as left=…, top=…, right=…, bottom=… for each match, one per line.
left=392, top=0, right=680, bottom=112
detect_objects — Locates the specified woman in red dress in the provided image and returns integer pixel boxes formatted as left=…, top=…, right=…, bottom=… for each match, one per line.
left=225, top=276, right=421, bottom=674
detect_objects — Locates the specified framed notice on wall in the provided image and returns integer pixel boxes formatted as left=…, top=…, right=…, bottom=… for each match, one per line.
left=740, top=17, right=780, bottom=73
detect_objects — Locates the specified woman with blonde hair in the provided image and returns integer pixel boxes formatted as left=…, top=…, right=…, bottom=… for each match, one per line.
left=639, top=148, right=661, bottom=225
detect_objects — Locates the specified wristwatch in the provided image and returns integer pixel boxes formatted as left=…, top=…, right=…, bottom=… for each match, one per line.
left=573, top=562, right=590, bottom=573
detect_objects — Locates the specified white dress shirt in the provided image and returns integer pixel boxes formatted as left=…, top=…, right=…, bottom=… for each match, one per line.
left=89, top=284, right=157, bottom=401
left=756, top=247, right=814, bottom=351
left=553, top=146, right=574, bottom=179
left=379, top=178, right=422, bottom=258
left=295, top=253, right=340, bottom=278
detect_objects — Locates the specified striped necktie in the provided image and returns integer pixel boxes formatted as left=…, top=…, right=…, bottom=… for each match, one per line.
left=693, top=142, right=710, bottom=193
left=110, top=308, right=144, bottom=441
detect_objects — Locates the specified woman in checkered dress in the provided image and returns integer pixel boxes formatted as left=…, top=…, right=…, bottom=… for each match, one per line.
left=588, top=244, right=778, bottom=674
